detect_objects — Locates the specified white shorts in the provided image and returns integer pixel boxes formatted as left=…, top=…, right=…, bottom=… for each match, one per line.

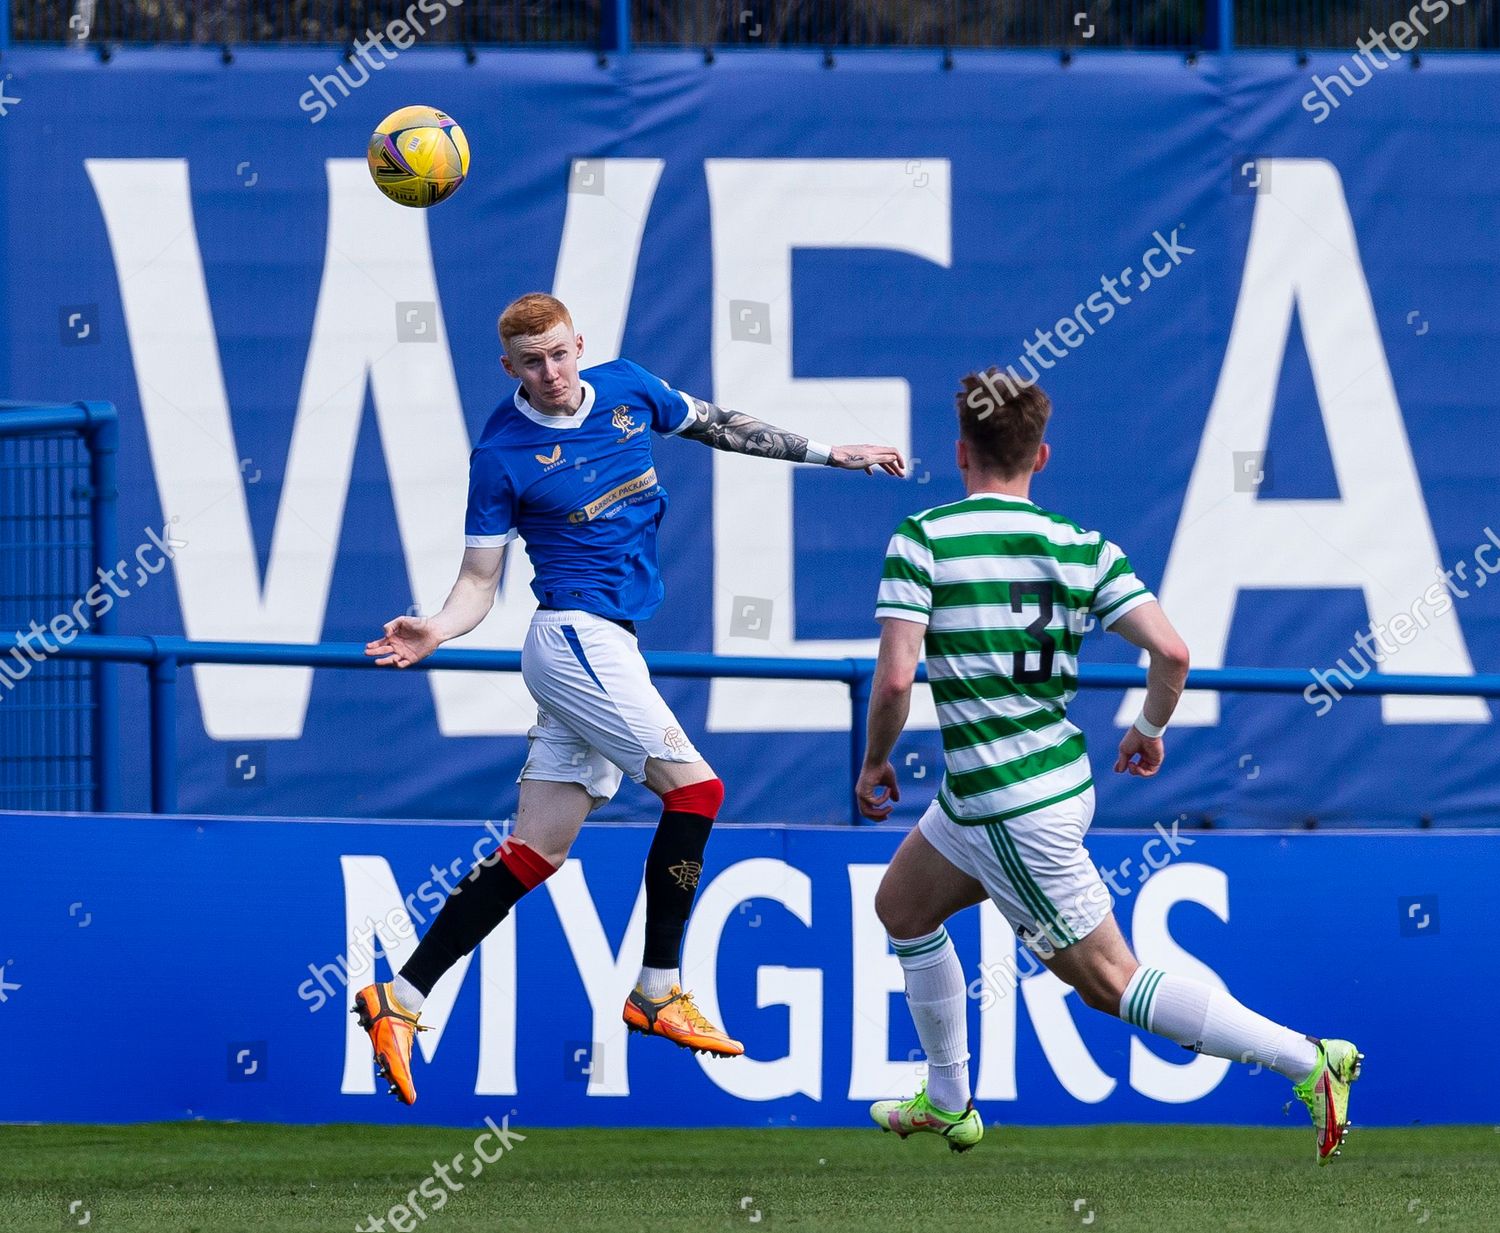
left=518, top=609, right=701, bottom=807
left=918, top=787, right=1112, bottom=954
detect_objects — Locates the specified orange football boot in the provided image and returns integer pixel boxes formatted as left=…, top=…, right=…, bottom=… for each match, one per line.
left=353, top=982, right=429, bottom=1105
left=622, top=984, right=744, bottom=1056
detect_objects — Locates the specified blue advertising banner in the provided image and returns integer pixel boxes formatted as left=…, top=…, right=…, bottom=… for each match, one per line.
left=2, top=49, right=1499, bottom=827
left=2, top=811, right=1490, bottom=1126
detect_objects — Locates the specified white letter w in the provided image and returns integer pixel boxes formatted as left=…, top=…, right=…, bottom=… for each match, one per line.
left=87, top=158, right=538, bottom=738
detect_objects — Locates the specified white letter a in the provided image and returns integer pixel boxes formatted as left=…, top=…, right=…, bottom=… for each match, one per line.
left=1120, top=158, right=1486, bottom=726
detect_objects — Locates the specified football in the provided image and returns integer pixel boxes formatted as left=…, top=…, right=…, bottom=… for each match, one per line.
left=366, top=105, right=470, bottom=208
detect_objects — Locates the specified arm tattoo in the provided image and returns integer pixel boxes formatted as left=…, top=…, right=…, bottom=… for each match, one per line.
left=678, top=395, right=811, bottom=462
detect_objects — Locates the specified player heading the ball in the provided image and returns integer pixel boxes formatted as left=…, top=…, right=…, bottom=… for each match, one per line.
left=355, top=292, right=905, bottom=1104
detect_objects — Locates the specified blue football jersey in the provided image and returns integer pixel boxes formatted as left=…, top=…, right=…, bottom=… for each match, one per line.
left=464, top=357, right=697, bottom=622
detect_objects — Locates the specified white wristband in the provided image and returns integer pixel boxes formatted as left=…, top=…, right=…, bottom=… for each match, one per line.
left=1133, top=712, right=1167, bottom=739
left=804, top=440, right=833, bottom=465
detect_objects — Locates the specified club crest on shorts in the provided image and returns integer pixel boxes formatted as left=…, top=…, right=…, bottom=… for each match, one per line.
left=662, top=726, right=690, bottom=752
left=612, top=405, right=644, bottom=442
left=667, top=859, right=703, bottom=891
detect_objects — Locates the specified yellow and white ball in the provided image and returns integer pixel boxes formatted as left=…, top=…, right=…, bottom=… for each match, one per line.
left=367, top=105, right=470, bottom=208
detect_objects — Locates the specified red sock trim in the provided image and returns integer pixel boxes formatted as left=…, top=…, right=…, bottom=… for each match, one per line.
left=662, top=777, right=725, bottom=820
left=499, top=838, right=557, bottom=891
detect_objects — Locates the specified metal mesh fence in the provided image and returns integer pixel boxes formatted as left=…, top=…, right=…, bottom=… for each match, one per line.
left=9, top=0, right=601, bottom=44
left=636, top=1, right=1204, bottom=48
left=1236, top=0, right=1500, bottom=48
left=12, top=1, right=1498, bottom=47
left=0, top=430, right=96, bottom=812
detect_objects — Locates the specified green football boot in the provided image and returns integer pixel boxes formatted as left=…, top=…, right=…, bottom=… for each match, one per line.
left=1293, top=1037, right=1363, bottom=1165
left=870, top=1084, right=984, bottom=1154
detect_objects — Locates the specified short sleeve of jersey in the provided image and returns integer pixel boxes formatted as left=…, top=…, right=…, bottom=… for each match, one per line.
left=1090, top=539, right=1155, bottom=628
left=623, top=359, right=696, bottom=437
left=464, top=448, right=517, bottom=548
left=875, top=517, right=934, bottom=626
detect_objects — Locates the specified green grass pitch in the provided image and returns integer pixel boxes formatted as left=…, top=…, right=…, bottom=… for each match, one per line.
left=2, top=1123, right=1495, bottom=1232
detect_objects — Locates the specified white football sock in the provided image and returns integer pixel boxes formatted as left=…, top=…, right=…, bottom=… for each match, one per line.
left=1119, top=966, right=1319, bottom=1083
left=891, top=927, right=971, bottom=1113
left=391, top=973, right=425, bottom=1015
left=637, top=966, right=678, bottom=1000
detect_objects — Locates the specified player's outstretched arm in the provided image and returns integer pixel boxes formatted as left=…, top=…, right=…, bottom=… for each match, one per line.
left=677, top=394, right=905, bottom=476
left=1107, top=601, right=1190, bottom=777
left=856, top=616, right=926, bottom=820
left=365, top=545, right=506, bottom=668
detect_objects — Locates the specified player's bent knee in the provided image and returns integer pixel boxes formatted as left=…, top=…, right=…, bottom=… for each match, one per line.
left=874, top=881, right=942, bottom=939
left=516, top=835, right=572, bottom=867
left=645, top=756, right=719, bottom=796
left=872, top=877, right=903, bottom=933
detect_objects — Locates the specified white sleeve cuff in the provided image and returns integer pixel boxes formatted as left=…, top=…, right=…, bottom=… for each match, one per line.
left=1098, top=590, right=1155, bottom=630
left=804, top=440, right=832, bottom=465
left=667, top=390, right=696, bottom=436
left=466, top=529, right=517, bottom=548
left=874, top=607, right=929, bottom=627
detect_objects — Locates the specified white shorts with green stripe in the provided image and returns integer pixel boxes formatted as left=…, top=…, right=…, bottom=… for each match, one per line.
left=917, top=786, right=1111, bottom=953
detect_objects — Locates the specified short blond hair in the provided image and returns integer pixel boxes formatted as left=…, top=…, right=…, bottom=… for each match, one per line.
left=498, top=292, right=573, bottom=345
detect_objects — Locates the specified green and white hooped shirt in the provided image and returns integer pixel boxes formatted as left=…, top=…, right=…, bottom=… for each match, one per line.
left=875, top=494, right=1155, bottom=827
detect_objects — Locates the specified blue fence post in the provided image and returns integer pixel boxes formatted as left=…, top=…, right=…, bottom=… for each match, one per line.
left=848, top=661, right=873, bottom=825
left=600, top=0, right=630, bottom=53
left=1204, top=0, right=1234, bottom=51
left=83, top=403, right=121, bottom=812
left=149, top=651, right=179, bottom=814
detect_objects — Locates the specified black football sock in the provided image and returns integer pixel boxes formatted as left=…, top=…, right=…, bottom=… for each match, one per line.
left=400, top=839, right=556, bottom=996
left=641, top=779, right=725, bottom=974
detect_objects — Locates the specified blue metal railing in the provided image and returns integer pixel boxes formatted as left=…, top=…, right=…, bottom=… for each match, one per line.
left=7, top=631, right=1500, bottom=824
left=3, top=1, right=1497, bottom=50
left=0, top=403, right=119, bottom=814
